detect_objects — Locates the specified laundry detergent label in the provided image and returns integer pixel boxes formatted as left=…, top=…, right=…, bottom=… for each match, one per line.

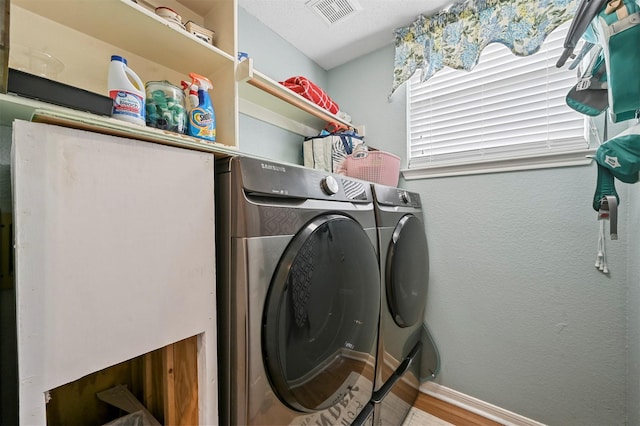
left=110, top=90, right=144, bottom=119
left=189, top=107, right=216, bottom=141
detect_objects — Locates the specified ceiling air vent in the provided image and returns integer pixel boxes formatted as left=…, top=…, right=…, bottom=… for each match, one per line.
left=307, top=0, right=362, bottom=26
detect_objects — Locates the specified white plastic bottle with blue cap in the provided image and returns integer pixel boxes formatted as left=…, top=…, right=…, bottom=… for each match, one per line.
left=108, top=55, right=145, bottom=126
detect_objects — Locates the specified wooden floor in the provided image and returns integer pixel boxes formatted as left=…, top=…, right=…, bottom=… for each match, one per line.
left=413, top=392, right=503, bottom=426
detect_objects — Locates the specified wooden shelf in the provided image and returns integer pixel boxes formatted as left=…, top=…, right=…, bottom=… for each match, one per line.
left=10, top=0, right=358, bottom=144
left=13, top=0, right=235, bottom=77
left=0, top=93, right=238, bottom=158
left=237, top=58, right=352, bottom=136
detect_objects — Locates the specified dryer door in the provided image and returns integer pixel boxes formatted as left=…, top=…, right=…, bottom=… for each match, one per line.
left=386, top=214, right=429, bottom=327
left=263, top=214, right=380, bottom=413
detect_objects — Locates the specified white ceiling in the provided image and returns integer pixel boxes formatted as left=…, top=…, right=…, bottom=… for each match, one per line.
left=238, top=0, right=453, bottom=70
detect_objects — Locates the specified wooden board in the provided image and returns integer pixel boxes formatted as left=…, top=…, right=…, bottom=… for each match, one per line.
left=413, top=392, right=503, bottom=426
left=163, top=336, right=199, bottom=425
left=45, top=356, right=145, bottom=425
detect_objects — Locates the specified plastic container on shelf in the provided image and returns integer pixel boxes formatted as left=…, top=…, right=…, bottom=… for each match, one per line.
left=155, top=6, right=186, bottom=30
left=10, top=45, right=64, bottom=80
left=108, top=55, right=145, bottom=126
left=343, top=150, right=401, bottom=186
left=145, top=80, right=187, bottom=134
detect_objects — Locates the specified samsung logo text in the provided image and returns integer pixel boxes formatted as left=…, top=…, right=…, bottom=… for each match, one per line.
left=261, top=163, right=286, bottom=173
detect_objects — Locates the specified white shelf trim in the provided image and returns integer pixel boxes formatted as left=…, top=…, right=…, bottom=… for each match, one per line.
left=0, top=93, right=238, bottom=158
left=236, top=58, right=351, bottom=136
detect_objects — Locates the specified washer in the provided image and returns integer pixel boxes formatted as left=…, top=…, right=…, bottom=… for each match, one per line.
left=215, top=156, right=381, bottom=425
left=371, top=184, right=431, bottom=426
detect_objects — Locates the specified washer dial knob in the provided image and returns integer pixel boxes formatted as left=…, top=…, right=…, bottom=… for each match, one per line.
left=321, top=175, right=339, bottom=195
left=400, top=190, right=411, bottom=204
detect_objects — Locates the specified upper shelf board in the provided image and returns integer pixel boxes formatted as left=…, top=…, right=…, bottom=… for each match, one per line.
left=13, top=0, right=234, bottom=76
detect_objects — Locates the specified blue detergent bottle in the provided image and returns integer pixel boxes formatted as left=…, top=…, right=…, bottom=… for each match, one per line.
left=187, top=72, right=216, bottom=142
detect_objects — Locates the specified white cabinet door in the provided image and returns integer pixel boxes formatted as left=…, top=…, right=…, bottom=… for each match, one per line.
left=11, top=120, right=217, bottom=424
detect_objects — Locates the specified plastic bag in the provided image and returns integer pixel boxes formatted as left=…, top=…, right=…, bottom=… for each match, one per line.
left=303, top=127, right=364, bottom=173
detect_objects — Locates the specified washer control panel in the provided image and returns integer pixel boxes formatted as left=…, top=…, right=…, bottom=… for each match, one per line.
left=234, top=156, right=373, bottom=203
left=372, top=184, right=422, bottom=208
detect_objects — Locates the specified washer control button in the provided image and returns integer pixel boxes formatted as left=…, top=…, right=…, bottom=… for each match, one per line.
left=400, top=190, right=411, bottom=204
left=321, top=175, right=339, bottom=195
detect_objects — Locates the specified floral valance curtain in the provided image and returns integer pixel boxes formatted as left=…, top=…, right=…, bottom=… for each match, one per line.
left=390, top=0, right=578, bottom=97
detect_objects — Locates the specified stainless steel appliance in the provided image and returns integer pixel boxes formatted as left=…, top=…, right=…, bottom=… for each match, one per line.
left=215, top=156, right=381, bottom=425
left=370, top=184, right=439, bottom=426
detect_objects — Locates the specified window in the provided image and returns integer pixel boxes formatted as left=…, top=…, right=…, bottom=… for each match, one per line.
left=405, top=21, right=594, bottom=179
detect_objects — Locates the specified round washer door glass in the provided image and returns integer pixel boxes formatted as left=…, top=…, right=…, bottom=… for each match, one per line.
left=386, top=214, right=429, bottom=327
left=263, top=214, right=380, bottom=413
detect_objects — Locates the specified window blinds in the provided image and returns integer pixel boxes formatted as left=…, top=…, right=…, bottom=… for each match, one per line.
left=408, top=22, right=587, bottom=170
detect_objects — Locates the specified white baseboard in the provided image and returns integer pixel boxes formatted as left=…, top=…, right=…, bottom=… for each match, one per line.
left=419, top=382, right=547, bottom=426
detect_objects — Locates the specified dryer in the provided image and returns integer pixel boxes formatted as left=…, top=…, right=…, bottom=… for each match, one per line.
left=371, top=184, right=436, bottom=426
left=215, top=156, right=381, bottom=425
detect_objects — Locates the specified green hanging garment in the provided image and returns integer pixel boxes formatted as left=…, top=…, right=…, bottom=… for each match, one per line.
left=593, top=123, right=640, bottom=211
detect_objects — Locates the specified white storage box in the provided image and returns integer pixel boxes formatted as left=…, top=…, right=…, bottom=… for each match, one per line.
left=185, top=21, right=215, bottom=45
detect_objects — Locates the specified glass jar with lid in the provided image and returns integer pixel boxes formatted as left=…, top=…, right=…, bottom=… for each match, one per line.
left=145, top=80, right=187, bottom=134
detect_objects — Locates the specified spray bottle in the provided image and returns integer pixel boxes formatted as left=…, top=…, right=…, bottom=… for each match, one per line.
left=185, top=72, right=216, bottom=142
left=181, top=79, right=199, bottom=110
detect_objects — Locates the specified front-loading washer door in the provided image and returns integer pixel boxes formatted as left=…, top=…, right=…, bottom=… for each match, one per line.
left=386, top=214, right=429, bottom=328
left=262, top=214, right=380, bottom=413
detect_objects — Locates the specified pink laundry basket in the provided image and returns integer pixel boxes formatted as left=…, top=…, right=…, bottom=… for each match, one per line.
left=342, top=150, right=401, bottom=186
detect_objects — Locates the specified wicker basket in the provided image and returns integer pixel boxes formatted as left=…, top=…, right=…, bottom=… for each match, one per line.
left=343, top=150, right=400, bottom=186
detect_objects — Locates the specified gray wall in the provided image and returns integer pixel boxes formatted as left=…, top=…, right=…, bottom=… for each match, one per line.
left=237, top=7, right=327, bottom=164
left=329, top=45, right=630, bottom=425
left=238, top=11, right=634, bottom=425
left=403, top=167, right=628, bottom=425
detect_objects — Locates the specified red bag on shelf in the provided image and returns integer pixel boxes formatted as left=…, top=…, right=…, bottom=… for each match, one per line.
left=279, top=76, right=340, bottom=114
